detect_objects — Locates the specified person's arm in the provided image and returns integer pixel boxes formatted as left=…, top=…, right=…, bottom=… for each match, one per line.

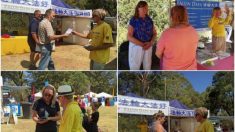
left=32, top=33, right=40, bottom=44
left=32, top=110, right=48, bottom=124
left=224, top=7, right=232, bottom=25
left=47, top=111, right=61, bottom=121
left=155, top=32, right=165, bottom=59
left=127, top=25, right=144, bottom=47
left=208, top=16, right=216, bottom=28
left=45, top=24, right=69, bottom=41
left=143, top=25, right=157, bottom=50
left=155, top=124, right=164, bottom=132
left=85, top=43, right=113, bottom=51
left=48, top=34, right=69, bottom=41
left=72, top=31, right=90, bottom=39
left=30, top=22, right=40, bottom=44
left=86, top=24, right=114, bottom=51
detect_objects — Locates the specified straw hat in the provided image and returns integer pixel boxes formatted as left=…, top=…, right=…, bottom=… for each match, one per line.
left=58, top=85, right=74, bottom=96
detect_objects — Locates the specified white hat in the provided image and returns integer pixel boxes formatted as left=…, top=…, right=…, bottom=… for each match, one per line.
left=58, top=85, right=74, bottom=96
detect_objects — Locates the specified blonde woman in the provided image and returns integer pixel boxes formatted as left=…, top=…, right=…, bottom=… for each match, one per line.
left=151, top=111, right=167, bottom=132
left=72, top=9, right=114, bottom=70
left=194, top=107, right=214, bottom=132
left=156, top=5, right=199, bottom=70
left=32, top=84, right=61, bottom=132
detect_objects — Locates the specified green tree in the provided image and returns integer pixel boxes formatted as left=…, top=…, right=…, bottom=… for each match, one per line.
left=64, top=0, right=117, bottom=16
left=118, top=71, right=203, bottom=108
left=118, top=0, right=171, bottom=46
left=202, top=72, right=234, bottom=116
left=2, top=71, right=26, bottom=86
left=83, top=71, right=117, bottom=95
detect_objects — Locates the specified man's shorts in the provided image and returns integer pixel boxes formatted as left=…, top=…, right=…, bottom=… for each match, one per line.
left=27, top=40, right=37, bottom=52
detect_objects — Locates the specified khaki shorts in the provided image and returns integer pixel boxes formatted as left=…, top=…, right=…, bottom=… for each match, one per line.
left=212, top=36, right=226, bottom=52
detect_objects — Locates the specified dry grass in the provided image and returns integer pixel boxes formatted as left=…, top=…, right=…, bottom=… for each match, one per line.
left=1, top=106, right=117, bottom=132
left=1, top=44, right=117, bottom=70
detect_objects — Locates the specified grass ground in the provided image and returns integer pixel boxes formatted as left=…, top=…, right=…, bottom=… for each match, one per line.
left=1, top=106, right=117, bottom=132
left=1, top=44, right=117, bottom=70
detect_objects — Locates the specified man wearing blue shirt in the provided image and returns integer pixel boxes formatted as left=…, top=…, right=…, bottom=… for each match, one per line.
left=27, top=10, right=41, bottom=70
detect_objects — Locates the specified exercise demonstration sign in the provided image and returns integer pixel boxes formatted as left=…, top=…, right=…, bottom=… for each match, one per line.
left=1, top=0, right=51, bottom=13
left=118, top=95, right=169, bottom=115
left=177, top=0, right=219, bottom=29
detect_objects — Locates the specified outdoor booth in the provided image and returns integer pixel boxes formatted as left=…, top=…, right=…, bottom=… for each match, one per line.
left=1, top=85, right=32, bottom=124
left=169, top=100, right=197, bottom=132
left=176, top=0, right=234, bottom=70
left=118, top=95, right=171, bottom=131
left=118, top=95, right=200, bottom=132
left=1, top=0, right=92, bottom=55
left=96, top=92, right=116, bottom=106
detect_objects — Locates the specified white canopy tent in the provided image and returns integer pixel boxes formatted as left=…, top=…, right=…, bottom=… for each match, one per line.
left=118, top=95, right=198, bottom=132
left=84, top=92, right=97, bottom=97
left=96, top=92, right=113, bottom=98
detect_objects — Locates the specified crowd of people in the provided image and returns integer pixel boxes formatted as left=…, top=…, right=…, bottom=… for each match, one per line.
left=32, top=84, right=101, bottom=132
left=27, top=8, right=113, bottom=70
left=127, top=1, right=233, bottom=70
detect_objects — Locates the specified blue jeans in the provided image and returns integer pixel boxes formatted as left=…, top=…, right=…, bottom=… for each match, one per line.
left=38, top=44, right=55, bottom=70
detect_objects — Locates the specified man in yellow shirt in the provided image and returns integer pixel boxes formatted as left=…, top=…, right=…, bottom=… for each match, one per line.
left=208, top=6, right=232, bottom=53
left=58, top=85, right=83, bottom=132
left=137, top=119, right=148, bottom=132
left=194, top=107, right=214, bottom=132
left=73, top=9, right=114, bottom=70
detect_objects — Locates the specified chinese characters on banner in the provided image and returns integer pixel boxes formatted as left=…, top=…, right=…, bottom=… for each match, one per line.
left=1, top=0, right=51, bottom=13
left=118, top=95, right=169, bottom=115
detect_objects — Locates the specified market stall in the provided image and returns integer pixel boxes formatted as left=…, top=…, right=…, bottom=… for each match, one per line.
left=118, top=95, right=171, bottom=131
left=176, top=0, right=234, bottom=70
left=1, top=0, right=92, bottom=55
left=169, top=100, right=197, bottom=132
left=118, top=95, right=201, bottom=132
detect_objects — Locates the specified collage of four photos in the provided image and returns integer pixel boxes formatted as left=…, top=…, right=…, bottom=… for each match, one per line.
left=0, top=0, right=234, bottom=132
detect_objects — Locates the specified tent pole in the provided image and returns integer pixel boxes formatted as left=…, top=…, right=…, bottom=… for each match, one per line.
left=168, top=106, right=170, bottom=132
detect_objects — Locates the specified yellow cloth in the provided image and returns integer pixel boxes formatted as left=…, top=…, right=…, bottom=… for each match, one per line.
left=195, top=119, right=214, bottom=132
left=1, top=36, right=30, bottom=55
left=88, top=21, right=113, bottom=64
left=137, top=123, right=148, bottom=132
left=208, top=15, right=232, bottom=37
left=59, top=102, right=83, bottom=132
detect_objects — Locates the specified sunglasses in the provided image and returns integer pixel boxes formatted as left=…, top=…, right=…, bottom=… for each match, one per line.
left=195, top=113, right=200, bottom=117
left=92, top=15, right=98, bottom=18
left=44, top=93, right=53, bottom=98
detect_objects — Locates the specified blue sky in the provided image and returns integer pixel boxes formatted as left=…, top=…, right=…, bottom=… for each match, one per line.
left=179, top=71, right=217, bottom=93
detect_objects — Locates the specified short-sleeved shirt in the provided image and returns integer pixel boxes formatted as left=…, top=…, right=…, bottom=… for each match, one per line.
left=32, top=98, right=60, bottom=132
left=157, top=26, right=199, bottom=70
left=28, top=18, right=40, bottom=44
left=88, top=22, right=113, bottom=64
left=208, top=16, right=232, bottom=37
left=59, top=101, right=83, bottom=132
left=38, top=18, right=55, bottom=44
left=195, top=119, right=214, bottom=132
left=87, top=111, right=99, bottom=132
left=129, top=16, right=154, bottom=42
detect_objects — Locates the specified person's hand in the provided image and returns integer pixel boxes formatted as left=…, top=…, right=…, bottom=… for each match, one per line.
left=72, top=31, right=77, bottom=35
left=63, top=34, right=70, bottom=37
left=37, top=118, right=48, bottom=124
left=225, top=4, right=230, bottom=15
left=143, top=42, right=152, bottom=50
left=84, top=45, right=96, bottom=51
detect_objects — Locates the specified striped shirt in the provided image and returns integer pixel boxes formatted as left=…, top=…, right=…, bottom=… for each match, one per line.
left=38, top=18, right=54, bottom=44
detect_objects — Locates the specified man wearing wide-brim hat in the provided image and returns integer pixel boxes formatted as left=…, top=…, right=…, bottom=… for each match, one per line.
left=58, top=85, right=83, bottom=132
